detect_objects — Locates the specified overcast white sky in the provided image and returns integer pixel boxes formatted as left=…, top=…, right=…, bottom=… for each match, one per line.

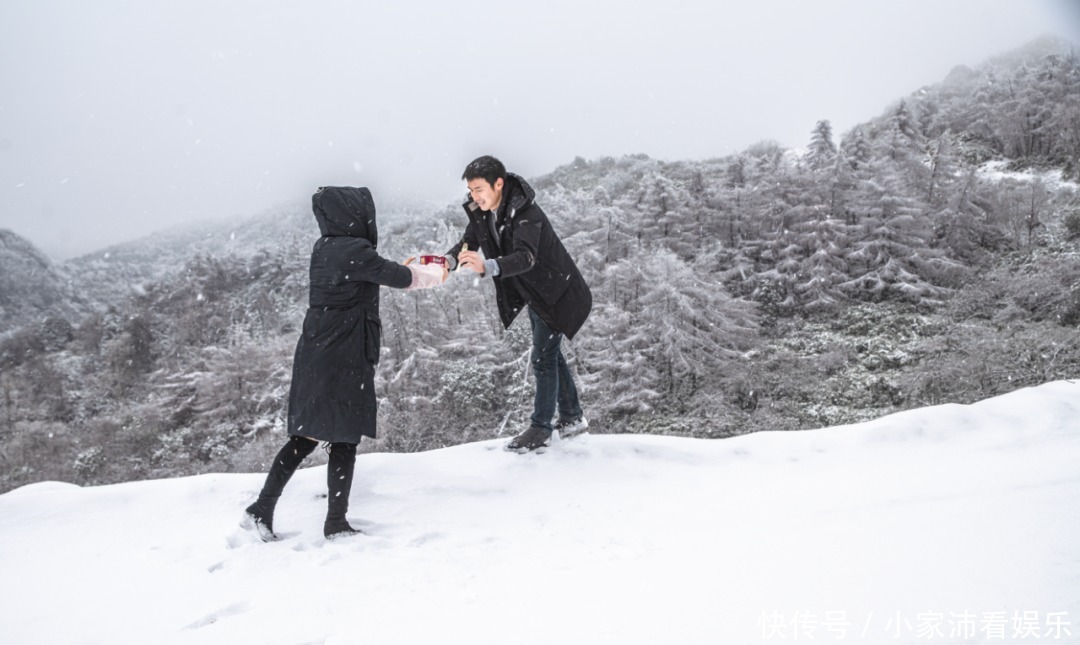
left=0, top=0, right=1076, bottom=259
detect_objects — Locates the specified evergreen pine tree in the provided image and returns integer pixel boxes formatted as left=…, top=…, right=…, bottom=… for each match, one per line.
left=807, top=120, right=838, bottom=170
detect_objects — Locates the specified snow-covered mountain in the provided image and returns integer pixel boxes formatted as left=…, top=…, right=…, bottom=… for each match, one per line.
left=1, top=203, right=315, bottom=333
left=36, top=197, right=440, bottom=317
left=1, top=381, right=1076, bottom=644
left=59, top=202, right=314, bottom=311
left=0, top=229, right=79, bottom=334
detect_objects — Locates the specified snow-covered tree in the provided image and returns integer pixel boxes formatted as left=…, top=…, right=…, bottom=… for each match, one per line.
left=807, top=119, right=837, bottom=170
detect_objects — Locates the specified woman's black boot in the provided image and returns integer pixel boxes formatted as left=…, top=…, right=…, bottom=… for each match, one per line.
left=324, top=442, right=362, bottom=540
left=244, top=436, right=318, bottom=541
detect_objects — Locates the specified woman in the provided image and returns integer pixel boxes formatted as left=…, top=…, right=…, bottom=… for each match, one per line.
left=244, top=186, right=445, bottom=541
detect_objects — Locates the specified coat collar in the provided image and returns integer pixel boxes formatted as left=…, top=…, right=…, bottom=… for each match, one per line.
left=461, top=173, right=535, bottom=220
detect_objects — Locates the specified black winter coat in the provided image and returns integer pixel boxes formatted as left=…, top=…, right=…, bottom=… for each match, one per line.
left=287, top=187, right=412, bottom=444
left=446, top=174, right=592, bottom=339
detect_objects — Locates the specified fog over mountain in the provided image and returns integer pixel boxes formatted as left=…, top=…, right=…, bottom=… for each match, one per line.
left=0, top=1, right=1075, bottom=259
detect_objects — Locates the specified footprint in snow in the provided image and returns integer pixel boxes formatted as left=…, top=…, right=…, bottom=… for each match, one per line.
left=183, top=601, right=250, bottom=630
left=408, top=531, right=449, bottom=547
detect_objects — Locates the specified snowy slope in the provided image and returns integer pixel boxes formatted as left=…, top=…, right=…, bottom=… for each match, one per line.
left=0, top=229, right=79, bottom=333
left=1, top=382, right=1078, bottom=644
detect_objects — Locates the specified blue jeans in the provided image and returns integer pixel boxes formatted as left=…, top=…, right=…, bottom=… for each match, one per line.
left=529, top=307, right=583, bottom=431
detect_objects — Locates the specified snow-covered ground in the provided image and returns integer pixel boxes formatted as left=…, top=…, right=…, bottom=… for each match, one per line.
left=1, top=382, right=1078, bottom=644
left=979, top=159, right=1079, bottom=192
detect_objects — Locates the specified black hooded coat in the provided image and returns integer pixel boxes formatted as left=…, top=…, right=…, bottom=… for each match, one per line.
left=445, top=173, right=591, bottom=339
left=286, top=187, right=412, bottom=444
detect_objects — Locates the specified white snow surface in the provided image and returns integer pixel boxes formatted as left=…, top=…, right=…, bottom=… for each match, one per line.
left=1, top=381, right=1078, bottom=644
left=978, top=160, right=1079, bottom=192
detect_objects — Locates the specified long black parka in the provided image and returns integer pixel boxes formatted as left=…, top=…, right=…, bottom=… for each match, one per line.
left=286, top=187, right=412, bottom=444
left=445, top=174, right=592, bottom=339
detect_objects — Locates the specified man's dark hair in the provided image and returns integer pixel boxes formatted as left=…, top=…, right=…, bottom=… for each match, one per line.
left=462, top=155, right=506, bottom=187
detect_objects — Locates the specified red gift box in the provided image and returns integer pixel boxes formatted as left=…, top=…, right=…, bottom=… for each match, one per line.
left=419, top=255, right=447, bottom=267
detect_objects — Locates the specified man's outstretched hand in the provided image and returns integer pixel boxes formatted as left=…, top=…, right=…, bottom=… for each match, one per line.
left=458, top=250, right=485, bottom=275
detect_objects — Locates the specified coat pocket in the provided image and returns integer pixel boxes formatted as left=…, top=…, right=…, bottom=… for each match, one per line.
left=364, top=312, right=382, bottom=364
left=531, top=267, right=571, bottom=308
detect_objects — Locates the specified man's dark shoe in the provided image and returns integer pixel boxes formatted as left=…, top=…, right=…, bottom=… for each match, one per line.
left=554, top=416, right=589, bottom=439
left=505, top=426, right=553, bottom=453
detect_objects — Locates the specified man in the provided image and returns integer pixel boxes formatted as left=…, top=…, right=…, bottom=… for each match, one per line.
left=443, top=155, right=592, bottom=452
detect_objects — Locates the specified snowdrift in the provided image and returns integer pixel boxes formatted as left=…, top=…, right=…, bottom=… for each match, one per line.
left=1, top=381, right=1078, bottom=644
